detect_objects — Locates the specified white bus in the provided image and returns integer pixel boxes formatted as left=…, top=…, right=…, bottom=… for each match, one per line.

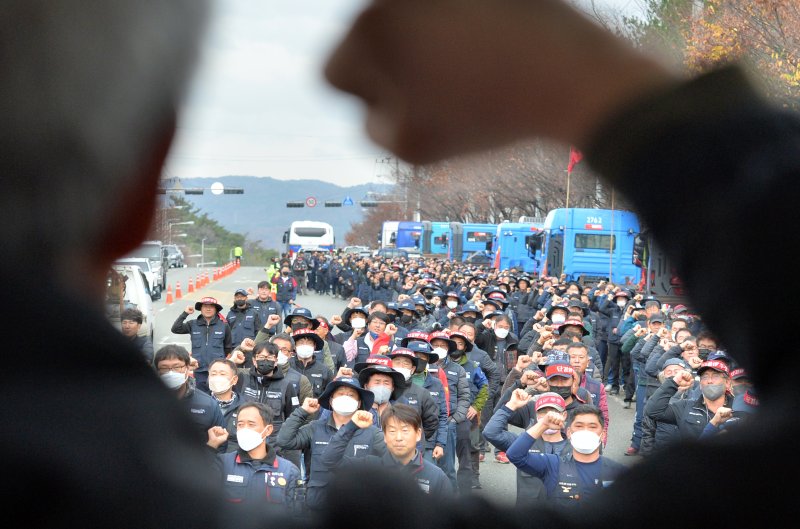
left=282, top=221, right=335, bottom=255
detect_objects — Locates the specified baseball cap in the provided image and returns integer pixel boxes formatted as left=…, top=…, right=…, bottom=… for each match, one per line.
left=697, top=360, right=730, bottom=377
left=663, top=358, right=689, bottom=370
left=673, top=304, right=688, bottom=314
left=545, top=363, right=575, bottom=380
left=234, top=288, right=248, bottom=296
left=649, top=314, right=665, bottom=324
left=730, top=368, right=749, bottom=380
left=534, top=392, right=567, bottom=412
left=732, top=391, right=759, bottom=413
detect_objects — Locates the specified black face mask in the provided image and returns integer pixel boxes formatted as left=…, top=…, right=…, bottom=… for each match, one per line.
left=291, top=322, right=309, bottom=332
left=235, top=300, right=246, bottom=307
left=416, top=360, right=428, bottom=372
left=400, top=314, right=414, bottom=324
left=551, top=385, right=572, bottom=400
left=256, top=360, right=276, bottom=375
left=448, top=351, right=463, bottom=360
left=282, top=271, right=289, bottom=276
left=698, top=348, right=712, bottom=360
left=423, top=292, right=434, bottom=300
left=463, top=316, right=477, bottom=324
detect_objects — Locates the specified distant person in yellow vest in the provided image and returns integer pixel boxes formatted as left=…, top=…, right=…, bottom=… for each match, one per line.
left=266, top=257, right=281, bottom=301
left=233, top=246, right=243, bottom=264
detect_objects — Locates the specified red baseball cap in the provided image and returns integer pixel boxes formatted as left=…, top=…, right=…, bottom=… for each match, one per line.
left=697, top=360, right=730, bottom=376
left=545, top=363, right=575, bottom=380
left=534, top=392, right=567, bottom=412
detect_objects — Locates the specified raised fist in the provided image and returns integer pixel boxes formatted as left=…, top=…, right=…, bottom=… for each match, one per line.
left=302, top=398, right=321, bottom=414
left=240, top=338, right=256, bottom=352
left=186, top=305, right=195, bottom=314
left=266, top=314, right=281, bottom=328
left=330, top=315, right=343, bottom=326
left=351, top=410, right=374, bottom=429
left=515, top=354, right=533, bottom=371
left=337, top=367, right=354, bottom=378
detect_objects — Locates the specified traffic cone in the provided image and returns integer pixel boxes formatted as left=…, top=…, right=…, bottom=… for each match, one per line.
left=196, top=274, right=201, bottom=290
left=203, top=271, right=208, bottom=287
left=187, top=278, right=194, bottom=294
left=165, top=284, right=173, bottom=305
left=175, top=281, right=182, bottom=300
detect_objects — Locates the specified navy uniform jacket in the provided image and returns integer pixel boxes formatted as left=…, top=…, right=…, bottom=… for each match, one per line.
left=319, top=420, right=451, bottom=497
left=216, top=446, right=300, bottom=510
left=171, top=312, right=233, bottom=372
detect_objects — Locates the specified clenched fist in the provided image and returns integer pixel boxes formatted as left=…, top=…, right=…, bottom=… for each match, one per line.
left=302, top=398, right=321, bottom=414
left=352, top=410, right=374, bottom=429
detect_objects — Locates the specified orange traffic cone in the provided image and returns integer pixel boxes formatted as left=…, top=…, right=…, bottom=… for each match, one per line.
left=175, top=281, right=182, bottom=299
left=196, top=274, right=201, bottom=290
left=203, top=271, right=208, bottom=287
left=187, top=278, right=194, bottom=294
left=165, top=284, right=173, bottom=305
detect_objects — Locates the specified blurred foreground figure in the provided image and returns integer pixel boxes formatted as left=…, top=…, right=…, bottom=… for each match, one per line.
left=320, top=0, right=797, bottom=526
left=0, top=2, right=279, bottom=528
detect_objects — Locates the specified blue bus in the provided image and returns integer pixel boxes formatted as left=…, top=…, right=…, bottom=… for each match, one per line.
left=421, top=221, right=450, bottom=256
left=532, top=208, right=639, bottom=285
left=380, top=221, right=423, bottom=249
left=492, top=220, right=545, bottom=273
left=448, top=222, right=497, bottom=261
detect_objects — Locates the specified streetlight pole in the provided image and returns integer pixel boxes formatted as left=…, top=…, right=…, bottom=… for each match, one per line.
left=168, top=220, right=194, bottom=244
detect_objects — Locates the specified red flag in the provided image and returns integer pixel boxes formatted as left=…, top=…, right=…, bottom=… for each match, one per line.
left=493, top=246, right=501, bottom=269
left=567, top=146, right=583, bottom=174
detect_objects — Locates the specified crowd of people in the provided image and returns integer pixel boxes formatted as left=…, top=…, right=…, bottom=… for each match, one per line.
left=129, top=253, right=757, bottom=515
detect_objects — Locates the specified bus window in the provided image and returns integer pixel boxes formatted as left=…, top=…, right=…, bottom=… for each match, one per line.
left=434, top=234, right=448, bottom=246
left=466, top=231, right=492, bottom=243
left=574, top=233, right=616, bottom=251
left=294, top=227, right=327, bottom=237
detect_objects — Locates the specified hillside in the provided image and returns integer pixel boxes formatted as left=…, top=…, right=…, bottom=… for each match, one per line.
left=176, top=176, right=392, bottom=251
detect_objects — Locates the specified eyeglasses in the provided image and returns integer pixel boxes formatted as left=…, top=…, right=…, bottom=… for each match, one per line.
left=700, top=372, right=725, bottom=382
left=255, top=355, right=277, bottom=361
left=157, top=365, right=187, bottom=375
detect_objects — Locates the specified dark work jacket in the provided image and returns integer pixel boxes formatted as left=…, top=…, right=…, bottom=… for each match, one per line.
left=250, top=297, right=282, bottom=334
left=271, top=275, right=297, bottom=302
left=171, top=312, right=233, bottom=372
left=394, top=381, right=443, bottom=449
left=289, top=356, right=333, bottom=398
left=644, top=379, right=734, bottom=442
left=216, top=446, right=300, bottom=509
left=226, top=303, right=262, bottom=346
left=276, top=409, right=385, bottom=509
left=321, top=424, right=451, bottom=497
left=237, top=368, right=300, bottom=438
left=483, top=406, right=568, bottom=506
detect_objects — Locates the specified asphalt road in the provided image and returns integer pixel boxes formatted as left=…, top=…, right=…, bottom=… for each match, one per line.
left=153, top=266, right=644, bottom=505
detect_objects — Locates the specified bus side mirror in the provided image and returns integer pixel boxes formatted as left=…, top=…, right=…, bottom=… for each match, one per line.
left=282, top=232, right=288, bottom=244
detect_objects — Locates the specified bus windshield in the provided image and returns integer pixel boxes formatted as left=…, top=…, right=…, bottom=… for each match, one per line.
left=575, top=233, right=616, bottom=251
left=294, top=227, right=327, bottom=237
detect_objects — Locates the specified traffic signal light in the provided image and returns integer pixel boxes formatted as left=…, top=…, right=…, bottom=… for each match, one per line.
left=360, top=201, right=379, bottom=207
left=184, top=188, right=204, bottom=195
left=324, top=201, right=342, bottom=207
left=286, top=202, right=305, bottom=208
left=223, top=188, right=244, bottom=194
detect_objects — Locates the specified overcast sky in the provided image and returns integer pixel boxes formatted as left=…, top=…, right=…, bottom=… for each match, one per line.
left=164, top=0, right=645, bottom=187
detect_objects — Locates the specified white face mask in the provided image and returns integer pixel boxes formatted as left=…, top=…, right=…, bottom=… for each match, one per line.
left=616, top=300, right=627, bottom=308
left=351, top=318, right=366, bottom=329
left=331, top=395, right=359, bottom=416
left=395, top=367, right=412, bottom=381
left=446, top=300, right=458, bottom=309
left=277, top=352, right=289, bottom=366
left=369, top=385, right=392, bottom=405
left=160, top=371, right=187, bottom=390
left=208, top=375, right=233, bottom=394
left=551, top=314, right=567, bottom=325
left=432, top=347, right=448, bottom=359
left=296, top=344, right=315, bottom=359
left=237, top=426, right=268, bottom=452
left=494, top=328, right=510, bottom=339
left=570, top=430, right=602, bottom=455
